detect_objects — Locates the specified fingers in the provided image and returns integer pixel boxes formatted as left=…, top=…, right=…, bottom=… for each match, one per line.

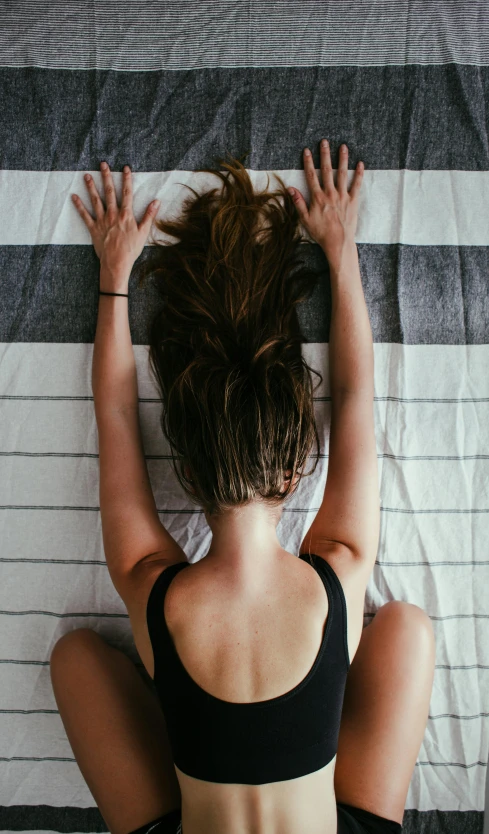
left=100, top=161, right=117, bottom=213
left=303, top=148, right=322, bottom=197
left=306, top=142, right=364, bottom=199
left=337, top=143, right=349, bottom=195
left=336, top=143, right=365, bottom=199
left=288, top=187, right=308, bottom=219
left=349, top=159, right=365, bottom=200
left=72, top=162, right=161, bottom=244
left=319, top=140, right=365, bottom=199
left=120, top=165, right=133, bottom=212
left=71, top=192, right=95, bottom=229
left=138, top=199, right=161, bottom=236
left=82, top=173, right=105, bottom=221
left=319, top=139, right=335, bottom=193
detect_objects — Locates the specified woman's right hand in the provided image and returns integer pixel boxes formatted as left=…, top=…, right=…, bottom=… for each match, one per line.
left=288, top=140, right=364, bottom=267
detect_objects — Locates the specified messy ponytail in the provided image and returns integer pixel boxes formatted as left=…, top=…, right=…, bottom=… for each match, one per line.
left=136, top=153, right=323, bottom=517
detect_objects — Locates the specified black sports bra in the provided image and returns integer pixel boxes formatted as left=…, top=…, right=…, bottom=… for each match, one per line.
left=146, top=552, right=350, bottom=785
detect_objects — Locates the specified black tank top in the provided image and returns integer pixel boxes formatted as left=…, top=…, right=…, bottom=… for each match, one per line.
left=146, top=552, right=350, bottom=785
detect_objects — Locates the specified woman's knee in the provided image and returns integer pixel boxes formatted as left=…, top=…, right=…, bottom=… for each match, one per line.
left=376, top=600, right=435, bottom=645
left=50, top=628, right=105, bottom=670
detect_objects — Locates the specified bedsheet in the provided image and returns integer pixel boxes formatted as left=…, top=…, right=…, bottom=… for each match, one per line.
left=0, top=2, right=488, bottom=832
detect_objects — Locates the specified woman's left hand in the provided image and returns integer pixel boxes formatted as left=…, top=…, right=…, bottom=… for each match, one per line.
left=71, top=162, right=161, bottom=275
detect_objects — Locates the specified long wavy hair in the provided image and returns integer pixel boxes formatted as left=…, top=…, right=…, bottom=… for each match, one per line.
left=136, top=152, right=323, bottom=518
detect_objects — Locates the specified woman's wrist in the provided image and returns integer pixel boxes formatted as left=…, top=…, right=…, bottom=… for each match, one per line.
left=99, top=260, right=132, bottom=293
left=325, top=239, right=359, bottom=281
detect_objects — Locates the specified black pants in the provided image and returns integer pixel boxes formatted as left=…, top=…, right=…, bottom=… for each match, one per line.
left=127, top=802, right=403, bottom=833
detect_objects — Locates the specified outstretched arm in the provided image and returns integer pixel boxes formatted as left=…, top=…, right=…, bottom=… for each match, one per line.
left=71, top=164, right=184, bottom=597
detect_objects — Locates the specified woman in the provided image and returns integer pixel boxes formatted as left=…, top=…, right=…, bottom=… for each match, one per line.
left=50, top=141, right=436, bottom=834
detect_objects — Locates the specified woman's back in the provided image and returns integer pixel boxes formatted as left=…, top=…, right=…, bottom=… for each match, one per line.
left=131, top=548, right=354, bottom=834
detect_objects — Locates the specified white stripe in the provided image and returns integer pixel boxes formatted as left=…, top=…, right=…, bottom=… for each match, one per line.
left=1, top=167, right=489, bottom=247
left=0, top=339, right=487, bottom=810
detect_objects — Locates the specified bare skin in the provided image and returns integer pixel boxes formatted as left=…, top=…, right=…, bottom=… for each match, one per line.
left=50, top=573, right=435, bottom=834
left=51, top=141, right=436, bottom=834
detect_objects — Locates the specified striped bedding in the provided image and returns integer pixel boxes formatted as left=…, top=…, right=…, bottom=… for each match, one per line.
left=0, top=2, right=487, bottom=832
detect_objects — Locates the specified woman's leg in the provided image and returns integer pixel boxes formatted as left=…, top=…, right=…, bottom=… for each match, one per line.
left=50, top=628, right=181, bottom=834
left=334, top=600, right=436, bottom=825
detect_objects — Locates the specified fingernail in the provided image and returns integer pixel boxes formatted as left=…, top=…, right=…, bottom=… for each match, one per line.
left=124, top=165, right=130, bottom=173
left=287, top=188, right=295, bottom=196
left=84, top=173, right=90, bottom=181
left=101, top=161, right=108, bottom=169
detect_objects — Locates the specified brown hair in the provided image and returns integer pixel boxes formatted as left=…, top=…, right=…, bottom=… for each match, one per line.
left=136, top=153, right=323, bottom=518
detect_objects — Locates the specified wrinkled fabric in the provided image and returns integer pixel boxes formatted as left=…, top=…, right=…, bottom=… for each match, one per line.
left=0, top=3, right=486, bottom=832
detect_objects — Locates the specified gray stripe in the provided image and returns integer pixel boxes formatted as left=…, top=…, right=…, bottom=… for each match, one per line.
left=0, top=1, right=488, bottom=69
left=2, top=244, right=489, bottom=344
left=0, top=708, right=486, bottom=719
left=0, top=66, right=489, bottom=171
left=0, top=609, right=484, bottom=620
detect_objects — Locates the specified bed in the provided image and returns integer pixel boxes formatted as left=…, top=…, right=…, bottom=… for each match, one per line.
left=0, top=2, right=486, bottom=832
